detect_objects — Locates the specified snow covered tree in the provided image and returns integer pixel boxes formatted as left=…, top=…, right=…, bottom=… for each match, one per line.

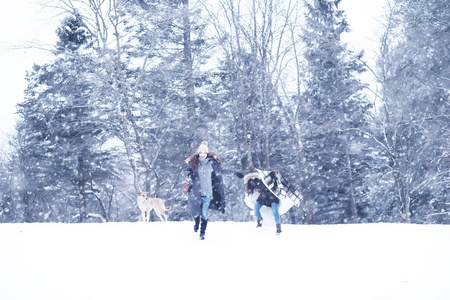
left=5, top=0, right=448, bottom=224
left=56, top=12, right=92, bottom=51
left=370, top=0, right=450, bottom=223
left=117, top=0, right=214, bottom=220
left=15, top=14, right=118, bottom=222
left=0, top=151, right=16, bottom=222
left=201, top=0, right=309, bottom=221
left=300, top=0, right=371, bottom=224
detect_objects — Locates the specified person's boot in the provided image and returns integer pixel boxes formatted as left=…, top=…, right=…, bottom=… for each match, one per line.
left=193, top=216, right=200, bottom=232
left=276, top=223, right=282, bottom=235
left=199, top=218, right=208, bottom=240
left=256, top=219, right=263, bottom=228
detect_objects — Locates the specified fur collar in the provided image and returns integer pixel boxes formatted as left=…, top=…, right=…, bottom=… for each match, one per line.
left=243, top=172, right=263, bottom=185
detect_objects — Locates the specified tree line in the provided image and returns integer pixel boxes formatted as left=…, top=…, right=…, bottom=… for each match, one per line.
left=0, top=0, right=448, bottom=224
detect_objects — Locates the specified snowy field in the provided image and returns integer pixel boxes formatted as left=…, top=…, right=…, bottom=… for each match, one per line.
left=1, top=221, right=449, bottom=300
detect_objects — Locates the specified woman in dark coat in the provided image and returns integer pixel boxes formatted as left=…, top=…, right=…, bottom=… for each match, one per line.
left=237, top=167, right=282, bottom=234
left=185, top=141, right=225, bottom=240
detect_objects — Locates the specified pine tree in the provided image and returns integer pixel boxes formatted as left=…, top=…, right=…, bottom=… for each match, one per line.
left=300, top=0, right=371, bottom=223
left=15, top=15, right=117, bottom=222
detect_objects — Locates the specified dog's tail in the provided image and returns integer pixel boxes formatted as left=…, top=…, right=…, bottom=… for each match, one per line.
left=165, top=206, right=172, bottom=211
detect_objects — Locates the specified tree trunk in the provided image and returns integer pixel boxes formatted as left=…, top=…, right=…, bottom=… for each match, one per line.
left=229, top=0, right=253, bottom=167
left=77, top=156, right=87, bottom=222
left=111, top=1, right=153, bottom=194
left=403, top=116, right=413, bottom=223
left=182, top=0, right=197, bottom=153
left=344, top=135, right=357, bottom=221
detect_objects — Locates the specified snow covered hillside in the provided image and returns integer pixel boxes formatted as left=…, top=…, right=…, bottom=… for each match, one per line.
left=1, top=222, right=449, bottom=300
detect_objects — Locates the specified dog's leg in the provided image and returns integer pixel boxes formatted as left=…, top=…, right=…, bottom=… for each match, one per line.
left=154, top=208, right=165, bottom=222
left=160, top=212, right=167, bottom=222
left=159, top=203, right=169, bottom=222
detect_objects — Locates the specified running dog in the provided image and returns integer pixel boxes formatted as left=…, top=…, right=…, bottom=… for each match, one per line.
left=137, top=192, right=171, bottom=222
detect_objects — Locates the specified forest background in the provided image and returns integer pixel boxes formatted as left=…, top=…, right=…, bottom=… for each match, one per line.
left=0, top=0, right=448, bottom=224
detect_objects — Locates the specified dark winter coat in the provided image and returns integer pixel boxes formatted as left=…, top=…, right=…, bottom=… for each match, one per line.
left=185, top=152, right=225, bottom=217
left=244, top=172, right=280, bottom=207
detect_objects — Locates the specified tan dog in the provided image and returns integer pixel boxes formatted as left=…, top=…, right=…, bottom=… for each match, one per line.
left=137, top=192, right=171, bottom=222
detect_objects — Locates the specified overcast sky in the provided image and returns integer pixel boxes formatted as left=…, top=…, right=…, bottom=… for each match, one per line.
left=0, top=0, right=386, bottom=140
left=0, top=0, right=59, bottom=139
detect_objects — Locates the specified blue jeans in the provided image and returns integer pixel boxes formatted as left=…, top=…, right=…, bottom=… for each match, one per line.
left=201, top=196, right=212, bottom=220
left=254, top=201, right=281, bottom=224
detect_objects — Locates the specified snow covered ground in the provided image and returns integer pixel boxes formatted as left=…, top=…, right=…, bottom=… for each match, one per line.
left=1, top=221, right=449, bottom=300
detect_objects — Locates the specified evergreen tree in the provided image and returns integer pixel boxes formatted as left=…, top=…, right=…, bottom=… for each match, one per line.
left=300, top=0, right=371, bottom=223
left=0, top=153, right=15, bottom=222
left=15, top=15, right=118, bottom=222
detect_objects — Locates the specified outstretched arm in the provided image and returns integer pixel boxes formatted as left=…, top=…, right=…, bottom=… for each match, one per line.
left=219, top=168, right=239, bottom=176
